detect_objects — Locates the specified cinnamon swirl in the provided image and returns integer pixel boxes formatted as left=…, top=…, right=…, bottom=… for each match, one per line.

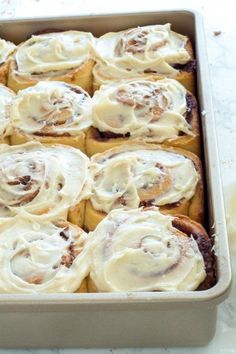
left=87, top=208, right=215, bottom=292
left=0, top=216, right=90, bottom=293
left=7, top=31, right=95, bottom=94
left=93, top=24, right=195, bottom=93
left=85, top=143, right=203, bottom=231
left=10, top=81, right=92, bottom=151
left=0, top=84, right=15, bottom=144
left=87, top=78, right=200, bottom=156
left=0, top=142, right=91, bottom=226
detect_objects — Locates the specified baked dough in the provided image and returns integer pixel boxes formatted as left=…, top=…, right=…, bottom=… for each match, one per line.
left=0, top=84, right=15, bottom=144
left=86, top=78, right=200, bottom=156
left=0, top=142, right=91, bottom=226
left=7, top=31, right=95, bottom=94
left=87, top=208, right=215, bottom=292
left=0, top=216, right=90, bottom=293
left=9, top=81, right=92, bottom=152
left=85, top=143, right=204, bottom=231
left=93, top=24, right=195, bottom=93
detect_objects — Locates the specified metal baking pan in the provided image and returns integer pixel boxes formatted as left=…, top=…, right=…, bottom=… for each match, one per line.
left=0, top=10, right=232, bottom=348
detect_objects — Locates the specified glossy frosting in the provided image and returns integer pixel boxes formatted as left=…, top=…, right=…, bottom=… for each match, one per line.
left=91, top=78, right=193, bottom=140
left=10, top=81, right=92, bottom=136
left=0, top=142, right=91, bottom=218
left=15, top=31, right=94, bottom=75
left=0, top=84, right=15, bottom=137
left=90, top=145, right=199, bottom=213
left=0, top=216, right=90, bottom=293
left=93, top=24, right=191, bottom=84
left=89, top=207, right=206, bottom=292
left=0, top=38, right=16, bottom=65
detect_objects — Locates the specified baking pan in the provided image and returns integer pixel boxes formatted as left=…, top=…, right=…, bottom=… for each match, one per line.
left=0, top=10, right=232, bottom=348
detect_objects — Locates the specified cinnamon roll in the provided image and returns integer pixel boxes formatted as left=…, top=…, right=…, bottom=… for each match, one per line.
left=87, top=78, right=200, bottom=156
left=0, top=84, right=15, bottom=144
left=93, top=24, right=195, bottom=93
left=85, top=144, right=203, bottom=231
left=0, top=37, right=16, bottom=85
left=0, top=142, right=91, bottom=226
left=7, top=31, right=95, bottom=94
left=88, top=208, right=215, bottom=292
left=0, top=216, right=90, bottom=293
left=10, top=81, right=92, bottom=151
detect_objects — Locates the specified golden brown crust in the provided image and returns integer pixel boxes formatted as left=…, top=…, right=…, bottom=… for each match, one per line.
left=10, top=129, right=87, bottom=153
left=185, top=38, right=194, bottom=58
left=87, top=276, right=98, bottom=293
left=86, top=90, right=200, bottom=157
left=0, top=62, right=9, bottom=85
left=172, top=215, right=216, bottom=290
left=0, top=136, right=10, bottom=144
left=75, top=278, right=88, bottom=293
left=176, top=39, right=195, bottom=94
left=84, top=200, right=106, bottom=231
left=7, top=58, right=95, bottom=95
left=84, top=144, right=204, bottom=231
left=68, top=200, right=86, bottom=228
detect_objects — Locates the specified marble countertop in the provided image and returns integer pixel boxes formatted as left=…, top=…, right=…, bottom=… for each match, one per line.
left=0, top=0, right=236, bottom=353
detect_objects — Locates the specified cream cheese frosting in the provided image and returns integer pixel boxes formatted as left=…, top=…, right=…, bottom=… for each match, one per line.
left=0, top=216, right=90, bottom=293
left=0, top=142, right=91, bottom=218
left=15, top=31, right=94, bottom=76
left=91, top=78, right=193, bottom=140
left=93, top=24, right=191, bottom=84
left=0, top=38, right=16, bottom=65
left=10, top=81, right=92, bottom=136
left=0, top=84, right=15, bottom=137
left=90, top=144, right=199, bottom=214
left=89, top=207, right=206, bottom=292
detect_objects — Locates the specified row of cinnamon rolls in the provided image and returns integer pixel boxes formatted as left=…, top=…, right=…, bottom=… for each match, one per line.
left=0, top=207, right=215, bottom=294
left=0, top=24, right=195, bottom=94
left=0, top=78, right=200, bottom=155
left=0, top=141, right=214, bottom=293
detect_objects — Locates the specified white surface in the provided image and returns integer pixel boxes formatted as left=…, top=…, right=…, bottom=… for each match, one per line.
left=0, top=0, right=236, bottom=352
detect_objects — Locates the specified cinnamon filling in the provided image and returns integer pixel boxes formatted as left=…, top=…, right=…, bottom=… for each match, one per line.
left=92, top=128, right=130, bottom=141
left=172, top=217, right=216, bottom=290
left=93, top=93, right=194, bottom=140
left=115, top=29, right=149, bottom=56
left=60, top=243, right=77, bottom=268
left=172, top=59, right=197, bottom=73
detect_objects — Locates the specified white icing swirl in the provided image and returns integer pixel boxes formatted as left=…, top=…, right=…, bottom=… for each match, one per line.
left=89, top=207, right=206, bottom=292
left=0, top=142, right=91, bottom=218
left=94, top=24, right=191, bottom=84
left=91, top=78, right=193, bottom=140
left=0, top=84, right=15, bottom=137
left=10, top=81, right=92, bottom=136
left=0, top=216, right=90, bottom=293
left=15, top=31, right=94, bottom=75
left=0, top=38, right=16, bottom=65
left=90, top=145, right=199, bottom=213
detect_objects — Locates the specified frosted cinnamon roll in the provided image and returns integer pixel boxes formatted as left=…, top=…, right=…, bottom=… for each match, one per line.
left=7, top=31, right=95, bottom=94
left=85, top=144, right=203, bottom=231
left=10, top=81, right=92, bottom=151
left=88, top=208, right=215, bottom=292
left=0, top=84, right=15, bottom=143
left=0, top=38, right=16, bottom=85
left=87, top=78, right=200, bottom=156
left=0, top=142, right=91, bottom=226
left=93, top=24, right=195, bottom=93
left=0, top=216, right=90, bottom=293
